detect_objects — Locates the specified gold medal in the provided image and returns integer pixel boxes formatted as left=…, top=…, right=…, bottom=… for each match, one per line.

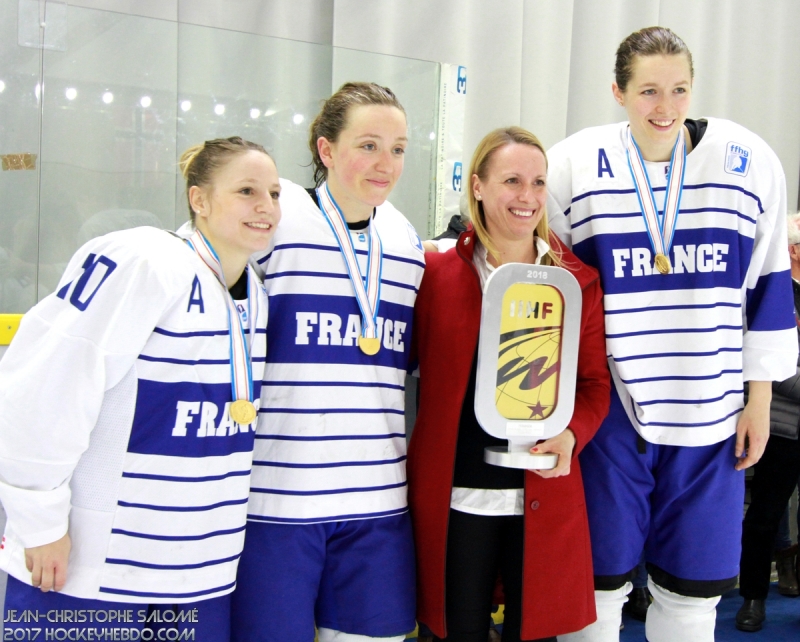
left=230, top=399, right=257, bottom=425
left=358, top=336, right=381, bottom=356
left=654, top=253, right=671, bottom=275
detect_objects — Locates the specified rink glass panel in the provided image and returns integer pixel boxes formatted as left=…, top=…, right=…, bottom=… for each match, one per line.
left=0, top=0, right=440, bottom=314
left=0, top=0, right=42, bottom=313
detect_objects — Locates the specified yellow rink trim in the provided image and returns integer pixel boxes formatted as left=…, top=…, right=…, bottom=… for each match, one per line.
left=0, top=314, right=23, bottom=345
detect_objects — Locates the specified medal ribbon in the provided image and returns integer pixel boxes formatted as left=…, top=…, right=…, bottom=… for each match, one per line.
left=317, top=182, right=383, bottom=341
left=186, top=228, right=257, bottom=405
left=625, top=126, right=686, bottom=269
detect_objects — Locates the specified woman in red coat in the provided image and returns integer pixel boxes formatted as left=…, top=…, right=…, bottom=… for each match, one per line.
left=408, top=127, right=611, bottom=641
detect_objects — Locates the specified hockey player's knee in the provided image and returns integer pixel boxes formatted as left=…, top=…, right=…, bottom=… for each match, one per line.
left=645, top=579, right=720, bottom=642
left=558, top=582, right=631, bottom=642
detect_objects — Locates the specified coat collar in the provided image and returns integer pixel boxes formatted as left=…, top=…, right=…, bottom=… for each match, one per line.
left=455, top=224, right=478, bottom=263
left=453, top=224, right=599, bottom=292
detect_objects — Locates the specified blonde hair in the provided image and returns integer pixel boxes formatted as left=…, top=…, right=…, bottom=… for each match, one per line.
left=179, top=136, right=271, bottom=222
left=468, top=126, right=561, bottom=266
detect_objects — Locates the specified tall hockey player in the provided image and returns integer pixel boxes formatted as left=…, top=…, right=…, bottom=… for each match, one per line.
left=230, top=83, right=424, bottom=642
left=0, top=137, right=280, bottom=640
left=547, top=27, right=797, bottom=642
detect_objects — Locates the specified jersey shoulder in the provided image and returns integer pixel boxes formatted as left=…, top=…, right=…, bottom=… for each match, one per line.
left=60, top=226, right=199, bottom=301
left=700, top=117, right=783, bottom=169
left=548, top=122, right=627, bottom=162
left=375, top=200, right=426, bottom=259
left=268, top=178, right=325, bottom=238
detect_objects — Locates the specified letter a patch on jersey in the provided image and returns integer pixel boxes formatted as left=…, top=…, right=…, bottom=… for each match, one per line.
left=598, top=148, right=614, bottom=178
left=187, top=275, right=205, bottom=313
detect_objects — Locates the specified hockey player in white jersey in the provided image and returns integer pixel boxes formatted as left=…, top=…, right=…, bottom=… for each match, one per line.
left=230, top=83, right=423, bottom=642
left=0, top=137, right=280, bottom=641
left=547, top=27, right=797, bottom=642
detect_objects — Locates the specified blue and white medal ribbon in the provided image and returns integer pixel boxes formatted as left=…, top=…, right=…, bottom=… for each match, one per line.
left=187, top=229, right=258, bottom=424
left=317, top=182, right=383, bottom=355
left=625, top=126, right=686, bottom=274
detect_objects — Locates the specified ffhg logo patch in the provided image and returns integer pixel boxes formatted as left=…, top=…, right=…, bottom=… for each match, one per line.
left=725, top=142, right=751, bottom=177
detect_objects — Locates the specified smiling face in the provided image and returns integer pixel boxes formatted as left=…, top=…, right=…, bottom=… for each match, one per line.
left=317, top=104, right=407, bottom=222
left=190, top=150, right=281, bottom=270
left=472, top=142, right=547, bottom=250
left=613, top=53, right=693, bottom=161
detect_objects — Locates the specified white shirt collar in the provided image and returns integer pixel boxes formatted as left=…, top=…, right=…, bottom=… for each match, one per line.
left=473, top=235, right=551, bottom=290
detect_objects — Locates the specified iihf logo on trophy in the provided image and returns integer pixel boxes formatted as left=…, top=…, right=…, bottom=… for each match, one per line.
left=475, top=264, right=582, bottom=470
left=725, top=141, right=751, bottom=177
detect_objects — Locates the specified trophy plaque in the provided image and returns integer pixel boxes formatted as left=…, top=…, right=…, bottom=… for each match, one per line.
left=474, top=263, right=582, bottom=470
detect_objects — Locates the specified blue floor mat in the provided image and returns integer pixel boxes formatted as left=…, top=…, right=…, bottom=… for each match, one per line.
left=407, top=584, right=799, bottom=640
left=620, top=584, right=800, bottom=642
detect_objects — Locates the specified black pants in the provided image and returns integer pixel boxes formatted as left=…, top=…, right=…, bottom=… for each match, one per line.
left=739, top=434, right=800, bottom=599
left=434, top=509, right=555, bottom=642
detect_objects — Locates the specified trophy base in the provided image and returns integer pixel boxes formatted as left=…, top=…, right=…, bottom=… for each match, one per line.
left=484, top=446, right=558, bottom=470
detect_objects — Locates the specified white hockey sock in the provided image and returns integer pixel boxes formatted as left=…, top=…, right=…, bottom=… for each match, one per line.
left=557, top=582, right=631, bottom=642
left=317, top=629, right=404, bottom=642
left=645, top=578, right=720, bottom=642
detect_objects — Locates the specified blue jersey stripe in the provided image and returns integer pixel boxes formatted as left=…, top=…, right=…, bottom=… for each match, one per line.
left=250, top=481, right=407, bottom=496
left=139, top=355, right=264, bottom=365
left=606, top=302, right=741, bottom=315
left=619, top=368, right=742, bottom=384
left=261, top=380, right=404, bottom=391
left=607, top=324, right=742, bottom=339
left=104, top=553, right=240, bottom=571
left=632, top=406, right=742, bottom=429
left=255, top=432, right=405, bottom=442
left=637, top=388, right=743, bottom=406
left=265, top=270, right=349, bottom=281
left=572, top=187, right=637, bottom=204
left=153, top=327, right=228, bottom=338
left=247, top=506, right=408, bottom=524
left=570, top=182, right=763, bottom=213
left=572, top=211, right=640, bottom=229
left=121, top=470, right=250, bottom=483
left=385, top=253, right=426, bottom=269
left=110, top=525, right=246, bottom=541
left=268, top=242, right=425, bottom=270
left=683, top=182, right=764, bottom=213
left=679, top=206, right=756, bottom=224
left=746, top=269, right=795, bottom=331
left=264, top=271, right=419, bottom=293
left=259, top=407, right=404, bottom=416
left=99, top=581, right=236, bottom=599
left=573, top=207, right=756, bottom=230
left=138, top=355, right=230, bottom=365
left=612, top=347, right=742, bottom=363
left=382, top=278, right=419, bottom=292
left=253, top=456, right=406, bottom=469
left=117, top=498, right=248, bottom=512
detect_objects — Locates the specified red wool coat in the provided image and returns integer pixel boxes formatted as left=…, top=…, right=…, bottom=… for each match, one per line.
left=407, top=229, right=611, bottom=640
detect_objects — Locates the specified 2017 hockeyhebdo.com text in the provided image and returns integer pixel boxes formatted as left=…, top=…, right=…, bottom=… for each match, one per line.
left=4, top=609, right=199, bottom=641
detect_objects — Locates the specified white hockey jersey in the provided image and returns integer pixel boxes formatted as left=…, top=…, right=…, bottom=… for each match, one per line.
left=246, top=179, right=425, bottom=524
left=0, top=227, right=268, bottom=602
left=547, top=118, right=797, bottom=446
